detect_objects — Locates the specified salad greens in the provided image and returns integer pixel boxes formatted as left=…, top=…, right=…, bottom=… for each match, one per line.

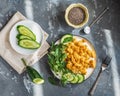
left=48, top=42, right=67, bottom=73
left=48, top=42, right=72, bottom=85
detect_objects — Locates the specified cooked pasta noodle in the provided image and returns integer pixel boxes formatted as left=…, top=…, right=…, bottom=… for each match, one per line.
left=65, top=38, right=96, bottom=75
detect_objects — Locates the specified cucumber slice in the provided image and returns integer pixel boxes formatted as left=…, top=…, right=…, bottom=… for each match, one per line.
left=18, top=39, right=40, bottom=49
left=62, top=73, right=74, bottom=82
left=61, top=34, right=73, bottom=44
left=17, top=25, right=36, bottom=40
left=16, top=34, right=32, bottom=40
left=33, top=78, right=44, bottom=84
left=77, top=74, right=84, bottom=83
left=62, top=73, right=84, bottom=84
left=70, top=75, right=79, bottom=83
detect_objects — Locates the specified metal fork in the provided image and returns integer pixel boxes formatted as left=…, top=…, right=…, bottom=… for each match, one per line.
left=88, top=55, right=112, bottom=96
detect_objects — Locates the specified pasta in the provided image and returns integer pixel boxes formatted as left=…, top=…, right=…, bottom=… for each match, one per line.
left=65, top=38, right=96, bottom=75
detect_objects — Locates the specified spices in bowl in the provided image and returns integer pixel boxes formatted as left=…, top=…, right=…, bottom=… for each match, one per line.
left=65, top=3, right=89, bottom=28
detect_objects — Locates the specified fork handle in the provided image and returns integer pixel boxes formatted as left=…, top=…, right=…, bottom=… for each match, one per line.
left=88, top=68, right=102, bottom=96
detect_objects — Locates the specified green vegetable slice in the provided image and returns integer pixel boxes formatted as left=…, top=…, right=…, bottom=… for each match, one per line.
left=16, top=34, right=32, bottom=40
left=33, top=78, right=44, bottom=84
left=61, top=34, right=73, bottom=44
left=77, top=74, right=84, bottom=83
left=70, top=75, right=79, bottom=83
left=62, top=73, right=74, bottom=82
left=17, top=25, right=36, bottom=40
left=18, top=39, right=40, bottom=49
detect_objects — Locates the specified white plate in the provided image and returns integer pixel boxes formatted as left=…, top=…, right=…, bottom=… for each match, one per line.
left=9, top=20, right=44, bottom=55
left=52, top=36, right=97, bottom=80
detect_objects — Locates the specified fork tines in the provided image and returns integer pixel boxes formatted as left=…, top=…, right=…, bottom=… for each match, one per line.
left=102, top=55, right=112, bottom=65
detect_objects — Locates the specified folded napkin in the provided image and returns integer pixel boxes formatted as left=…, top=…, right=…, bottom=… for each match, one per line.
left=0, top=11, right=50, bottom=74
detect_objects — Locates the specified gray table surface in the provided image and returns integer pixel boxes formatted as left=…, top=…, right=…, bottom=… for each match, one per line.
left=0, top=0, right=120, bottom=96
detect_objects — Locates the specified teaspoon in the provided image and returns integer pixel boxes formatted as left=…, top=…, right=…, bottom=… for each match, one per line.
left=84, top=7, right=109, bottom=34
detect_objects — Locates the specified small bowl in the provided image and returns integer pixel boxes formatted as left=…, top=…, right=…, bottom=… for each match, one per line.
left=65, top=3, right=89, bottom=28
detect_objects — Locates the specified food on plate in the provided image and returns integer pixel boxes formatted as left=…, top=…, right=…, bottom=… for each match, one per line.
left=18, top=39, right=40, bottom=49
left=21, top=58, right=44, bottom=84
left=61, top=34, right=73, bottom=44
left=48, top=34, right=96, bottom=85
left=17, top=25, right=36, bottom=40
left=65, top=38, right=96, bottom=75
left=16, top=25, right=40, bottom=49
left=65, top=3, right=89, bottom=28
left=16, top=34, right=32, bottom=40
